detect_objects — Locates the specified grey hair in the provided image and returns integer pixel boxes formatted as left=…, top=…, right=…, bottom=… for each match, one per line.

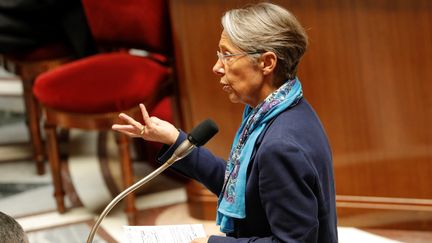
left=222, top=2, right=308, bottom=86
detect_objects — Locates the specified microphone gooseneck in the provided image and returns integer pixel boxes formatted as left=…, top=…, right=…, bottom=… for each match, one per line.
left=86, top=119, right=218, bottom=243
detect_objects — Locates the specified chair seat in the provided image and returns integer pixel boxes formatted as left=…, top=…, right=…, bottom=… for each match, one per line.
left=33, top=52, right=171, bottom=113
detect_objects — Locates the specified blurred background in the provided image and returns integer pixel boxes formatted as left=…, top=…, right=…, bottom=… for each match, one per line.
left=1, top=0, right=431, bottom=242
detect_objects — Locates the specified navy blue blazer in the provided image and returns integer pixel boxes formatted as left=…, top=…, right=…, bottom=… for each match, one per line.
left=158, top=98, right=338, bottom=242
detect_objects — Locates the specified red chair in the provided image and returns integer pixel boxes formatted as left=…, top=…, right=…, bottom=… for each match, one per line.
left=1, top=43, right=73, bottom=175
left=33, top=0, right=176, bottom=225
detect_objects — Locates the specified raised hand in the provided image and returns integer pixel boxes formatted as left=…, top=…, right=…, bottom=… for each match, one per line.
left=112, top=104, right=179, bottom=145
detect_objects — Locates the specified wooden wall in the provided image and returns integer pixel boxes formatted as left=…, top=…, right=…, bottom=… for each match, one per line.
left=169, top=0, right=432, bottom=230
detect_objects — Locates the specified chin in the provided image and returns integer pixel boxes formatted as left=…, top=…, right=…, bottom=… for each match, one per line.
left=227, top=95, right=241, bottom=104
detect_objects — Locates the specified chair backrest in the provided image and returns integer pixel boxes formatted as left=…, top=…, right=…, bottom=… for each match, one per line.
left=81, top=0, right=171, bottom=55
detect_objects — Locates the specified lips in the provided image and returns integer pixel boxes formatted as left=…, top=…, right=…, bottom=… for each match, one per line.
left=222, top=85, right=232, bottom=93
left=220, top=82, right=232, bottom=93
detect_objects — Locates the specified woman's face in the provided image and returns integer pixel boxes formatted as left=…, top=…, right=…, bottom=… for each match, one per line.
left=213, top=31, right=271, bottom=107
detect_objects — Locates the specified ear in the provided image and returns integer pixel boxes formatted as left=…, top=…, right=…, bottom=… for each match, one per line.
left=259, top=52, right=277, bottom=76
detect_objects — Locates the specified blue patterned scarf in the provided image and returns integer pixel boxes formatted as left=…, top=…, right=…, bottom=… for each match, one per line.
left=216, top=77, right=303, bottom=233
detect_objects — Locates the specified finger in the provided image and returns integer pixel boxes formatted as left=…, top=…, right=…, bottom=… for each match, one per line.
left=112, top=126, right=140, bottom=137
left=112, top=124, right=136, bottom=132
left=140, top=104, right=152, bottom=127
left=118, top=113, right=136, bottom=124
left=122, top=131, right=141, bottom=137
left=112, top=124, right=141, bottom=135
left=118, top=113, right=144, bottom=130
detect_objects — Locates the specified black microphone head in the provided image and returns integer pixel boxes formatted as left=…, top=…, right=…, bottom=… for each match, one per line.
left=187, top=119, right=219, bottom=146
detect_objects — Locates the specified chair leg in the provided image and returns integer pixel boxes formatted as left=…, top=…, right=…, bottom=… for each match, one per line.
left=44, top=124, right=65, bottom=213
left=117, top=133, right=137, bottom=225
left=22, top=78, right=45, bottom=175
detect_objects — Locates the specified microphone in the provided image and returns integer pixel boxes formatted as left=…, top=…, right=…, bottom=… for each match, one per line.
left=169, top=118, right=219, bottom=163
left=87, top=119, right=219, bottom=243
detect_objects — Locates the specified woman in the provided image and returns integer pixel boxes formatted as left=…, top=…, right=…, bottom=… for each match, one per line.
left=112, top=2, right=338, bottom=242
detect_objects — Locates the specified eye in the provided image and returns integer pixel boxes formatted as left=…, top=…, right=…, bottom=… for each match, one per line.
left=220, top=49, right=232, bottom=56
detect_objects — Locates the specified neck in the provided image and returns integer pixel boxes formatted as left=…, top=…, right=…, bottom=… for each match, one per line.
left=251, top=76, right=278, bottom=108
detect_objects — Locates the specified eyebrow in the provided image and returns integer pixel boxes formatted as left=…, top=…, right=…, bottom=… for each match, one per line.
left=219, top=43, right=237, bottom=53
left=218, top=43, right=228, bottom=50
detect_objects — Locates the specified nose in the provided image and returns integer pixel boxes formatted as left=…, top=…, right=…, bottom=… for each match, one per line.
left=212, top=59, right=225, bottom=76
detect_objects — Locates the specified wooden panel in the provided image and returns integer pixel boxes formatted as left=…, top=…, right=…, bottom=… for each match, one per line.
left=292, top=0, right=432, bottom=199
left=169, top=0, right=432, bottom=228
